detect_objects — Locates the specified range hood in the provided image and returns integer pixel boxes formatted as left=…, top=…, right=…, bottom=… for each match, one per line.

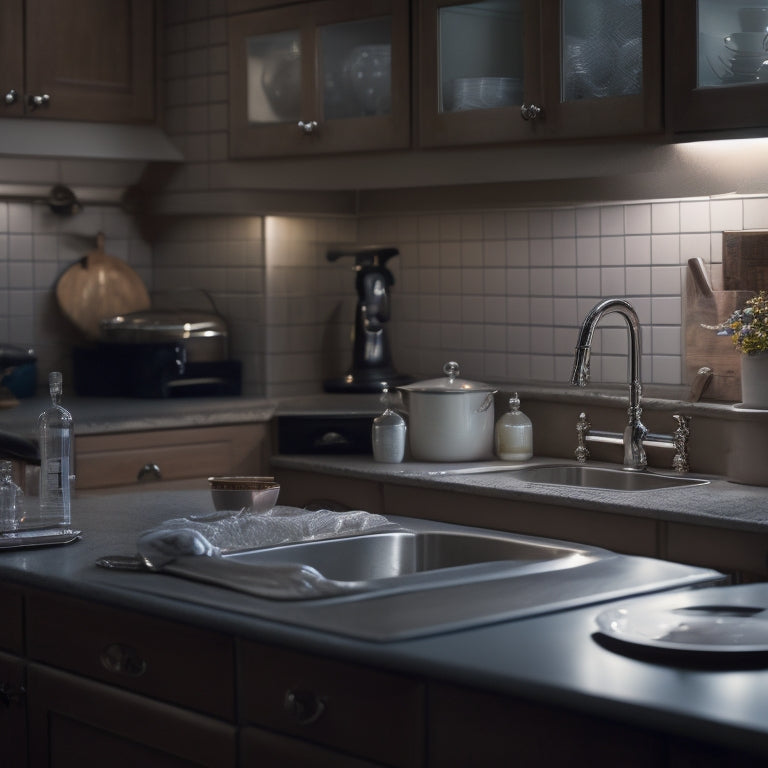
left=0, top=118, right=182, bottom=162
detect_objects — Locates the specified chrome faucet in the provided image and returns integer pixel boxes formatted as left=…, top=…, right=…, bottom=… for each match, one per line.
left=570, top=298, right=648, bottom=470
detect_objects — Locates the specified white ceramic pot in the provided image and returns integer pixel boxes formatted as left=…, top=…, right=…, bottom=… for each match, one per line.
left=740, top=352, right=768, bottom=409
left=398, top=362, right=496, bottom=462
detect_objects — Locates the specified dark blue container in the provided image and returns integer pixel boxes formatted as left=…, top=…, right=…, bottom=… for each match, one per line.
left=0, top=346, right=37, bottom=398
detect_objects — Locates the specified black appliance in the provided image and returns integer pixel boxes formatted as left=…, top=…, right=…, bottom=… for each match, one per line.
left=72, top=344, right=242, bottom=398
left=323, top=246, right=412, bottom=393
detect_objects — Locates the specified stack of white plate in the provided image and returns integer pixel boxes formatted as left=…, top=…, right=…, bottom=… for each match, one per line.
left=447, top=77, right=522, bottom=112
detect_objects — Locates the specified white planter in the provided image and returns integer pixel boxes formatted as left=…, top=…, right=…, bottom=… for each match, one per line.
left=740, top=352, right=768, bottom=409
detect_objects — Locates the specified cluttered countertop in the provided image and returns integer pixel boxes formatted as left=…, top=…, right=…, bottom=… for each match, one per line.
left=2, top=488, right=768, bottom=758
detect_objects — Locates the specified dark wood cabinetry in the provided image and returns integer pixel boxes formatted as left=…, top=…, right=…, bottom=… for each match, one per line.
left=666, top=0, right=768, bottom=135
left=239, top=640, right=425, bottom=767
left=418, top=0, right=661, bottom=148
left=228, top=0, right=410, bottom=158
left=1, top=0, right=154, bottom=123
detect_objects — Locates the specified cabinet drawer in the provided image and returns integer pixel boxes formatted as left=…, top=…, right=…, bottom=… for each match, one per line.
left=27, top=665, right=236, bottom=768
left=238, top=641, right=424, bottom=768
left=76, top=424, right=267, bottom=490
left=26, top=590, right=236, bottom=719
left=0, top=583, right=24, bottom=653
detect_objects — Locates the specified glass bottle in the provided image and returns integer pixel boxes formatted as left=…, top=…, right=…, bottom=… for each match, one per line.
left=38, top=371, right=74, bottom=527
left=0, top=460, right=23, bottom=533
left=494, top=392, right=533, bottom=461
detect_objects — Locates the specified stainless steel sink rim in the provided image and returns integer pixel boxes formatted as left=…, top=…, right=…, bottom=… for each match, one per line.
left=224, top=528, right=599, bottom=588
left=509, top=464, right=709, bottom=491
left=432, top=462, right=710, bottom=491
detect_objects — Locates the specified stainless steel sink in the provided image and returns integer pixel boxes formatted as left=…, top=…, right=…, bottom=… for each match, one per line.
left=511, top=464, right=709, bottom=491
left=225, top=529, right=594, bottom=583
left=213, top=518, right=722, bottom=641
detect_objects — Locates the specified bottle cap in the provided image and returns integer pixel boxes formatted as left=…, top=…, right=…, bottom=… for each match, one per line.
left=49, top=371, right=62, bottom=395
left=509, top=392, right=521, bottom=410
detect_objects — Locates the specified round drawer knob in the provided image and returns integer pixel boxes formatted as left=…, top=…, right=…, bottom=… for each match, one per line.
left=137, top=463, right=162, bottom=483
left=284, top=688, right=326, bottom=725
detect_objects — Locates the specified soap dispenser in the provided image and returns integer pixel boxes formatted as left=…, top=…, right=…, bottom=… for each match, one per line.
left=494, top=392, right=533, bottom=461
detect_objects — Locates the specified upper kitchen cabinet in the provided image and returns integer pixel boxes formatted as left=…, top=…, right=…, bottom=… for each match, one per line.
left=1, top=0, right=154, bottom=123
left=666, top=0, right=768, bottom=134
left=417, top=0, right=662, bottom=148
left=228, top=0, right=410, bottom=157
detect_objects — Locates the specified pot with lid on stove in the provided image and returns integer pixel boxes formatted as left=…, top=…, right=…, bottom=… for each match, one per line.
left=398, top=361, right=497, bottom=461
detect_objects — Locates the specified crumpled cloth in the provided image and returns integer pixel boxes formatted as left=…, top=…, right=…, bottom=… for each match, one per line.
left=137, top=505, right=397, bottom=566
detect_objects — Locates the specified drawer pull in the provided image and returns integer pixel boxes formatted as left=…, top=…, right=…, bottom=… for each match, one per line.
left=137, top=463, right=162, bottom=483
left=100, top=643, right=147, bottom=678
left=0, top=683, right=25, bottom=707
left=284, top=688, right=326, bottom=725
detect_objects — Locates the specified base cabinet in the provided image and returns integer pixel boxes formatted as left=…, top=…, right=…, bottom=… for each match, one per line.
left=26, top=665, right=236, bottom=768
left=0, top=652, right=27, bottom=767
left=427, top=682, right=767, bottom=768
left=76, top=423, right=270, bottom=493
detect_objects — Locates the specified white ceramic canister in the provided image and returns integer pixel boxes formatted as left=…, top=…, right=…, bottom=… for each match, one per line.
left=397, top=362, right=497, bottom=461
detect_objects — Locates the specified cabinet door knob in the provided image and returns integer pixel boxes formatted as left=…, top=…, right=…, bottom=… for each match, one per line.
left=100, top=643, right=147, bottom=677
left=0, top=683, right=25, bottom=707
left=4, top=89, right=18, bottom=105
left=520, top=103, right=543, bottom=121
left=284, top=688, right=326, bottom=725
left=27, top=93, right=51, bottom=109
left=137, top=463, right=162, bottom=482
left=297, top=120, right=318, bottom=134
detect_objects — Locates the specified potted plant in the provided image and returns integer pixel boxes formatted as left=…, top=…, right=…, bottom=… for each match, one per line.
left=710, top=291, right=768, bottom=408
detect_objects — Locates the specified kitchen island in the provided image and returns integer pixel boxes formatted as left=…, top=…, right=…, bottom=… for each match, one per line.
left=0, top=488, right=767, bottom=766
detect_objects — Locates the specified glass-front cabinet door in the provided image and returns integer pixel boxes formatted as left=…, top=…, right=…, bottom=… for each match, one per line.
left=418, top=0, right=661, bottom=148
left=418, top=0, right=541, bottom=147
left=228, top=0, right=409, bottom=158
left=667, top=0, right=768, bottom=133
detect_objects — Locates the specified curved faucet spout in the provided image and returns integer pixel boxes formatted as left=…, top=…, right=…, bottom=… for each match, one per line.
left=570, top=298, right=647, bottom=470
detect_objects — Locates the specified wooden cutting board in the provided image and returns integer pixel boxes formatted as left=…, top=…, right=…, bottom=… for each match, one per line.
left=723, top=230, right=768, bottom=291
left=55, top=232, right=150, bottom=340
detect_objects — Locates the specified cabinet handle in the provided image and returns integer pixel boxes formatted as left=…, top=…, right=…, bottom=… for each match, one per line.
left=520, top=103, right=543, bottom=121
left=297, top=120, right=318, bottom=134
left=27, top=93, right=51, bottom=110
left=137, top=463, right=162, bottom=483
left=100, top=643, right=147, bottom=678
left=4, top=89, right=18, bottom=105
left=284, top=688, right=326, bottom=725
left=0, top=683, right=25, bottom=707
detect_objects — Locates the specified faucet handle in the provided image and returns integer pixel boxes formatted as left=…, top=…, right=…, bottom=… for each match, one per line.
left=671, top=414, right=691, bottom=473
left=575, top=412, right=591, bottom=463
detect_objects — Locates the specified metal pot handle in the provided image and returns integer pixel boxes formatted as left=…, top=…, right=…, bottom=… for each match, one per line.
left=476, top=393, right=495, bottom=413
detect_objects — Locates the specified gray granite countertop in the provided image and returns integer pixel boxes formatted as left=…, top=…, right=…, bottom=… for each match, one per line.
left=1, top=489, right=767, bottom=757
left=270, top=454, right=768, bottom=534
left=0, top=395, right=277, bottom=437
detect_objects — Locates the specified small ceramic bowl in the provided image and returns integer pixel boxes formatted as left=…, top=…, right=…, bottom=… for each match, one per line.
left=208, top=476, right=280, bottom=513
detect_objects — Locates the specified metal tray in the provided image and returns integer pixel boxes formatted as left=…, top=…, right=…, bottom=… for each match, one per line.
left=0, top=528, right=81, bottom=550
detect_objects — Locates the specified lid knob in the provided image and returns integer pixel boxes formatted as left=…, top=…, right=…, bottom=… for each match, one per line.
left=443, top=361, right=460, bottom=382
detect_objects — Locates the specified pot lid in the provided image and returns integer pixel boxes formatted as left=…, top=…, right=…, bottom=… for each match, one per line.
left=398, top=361, right=496, bottom=393
left=100, top=310, right=227, bottom=340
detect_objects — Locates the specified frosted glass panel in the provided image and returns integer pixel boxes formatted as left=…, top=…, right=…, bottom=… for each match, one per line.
left=561, top=0, right=643, bottom=101
left=246, top=31, right=301, bottom=124
left=698, top=0, right=768, bottom=88
left=320, top=17, right=392, bottom=120
left=438, top=1, right=524, bottom=113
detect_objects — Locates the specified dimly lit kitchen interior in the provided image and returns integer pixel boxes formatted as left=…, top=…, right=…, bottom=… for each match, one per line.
left=4, top=0, right=768, bottom=765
